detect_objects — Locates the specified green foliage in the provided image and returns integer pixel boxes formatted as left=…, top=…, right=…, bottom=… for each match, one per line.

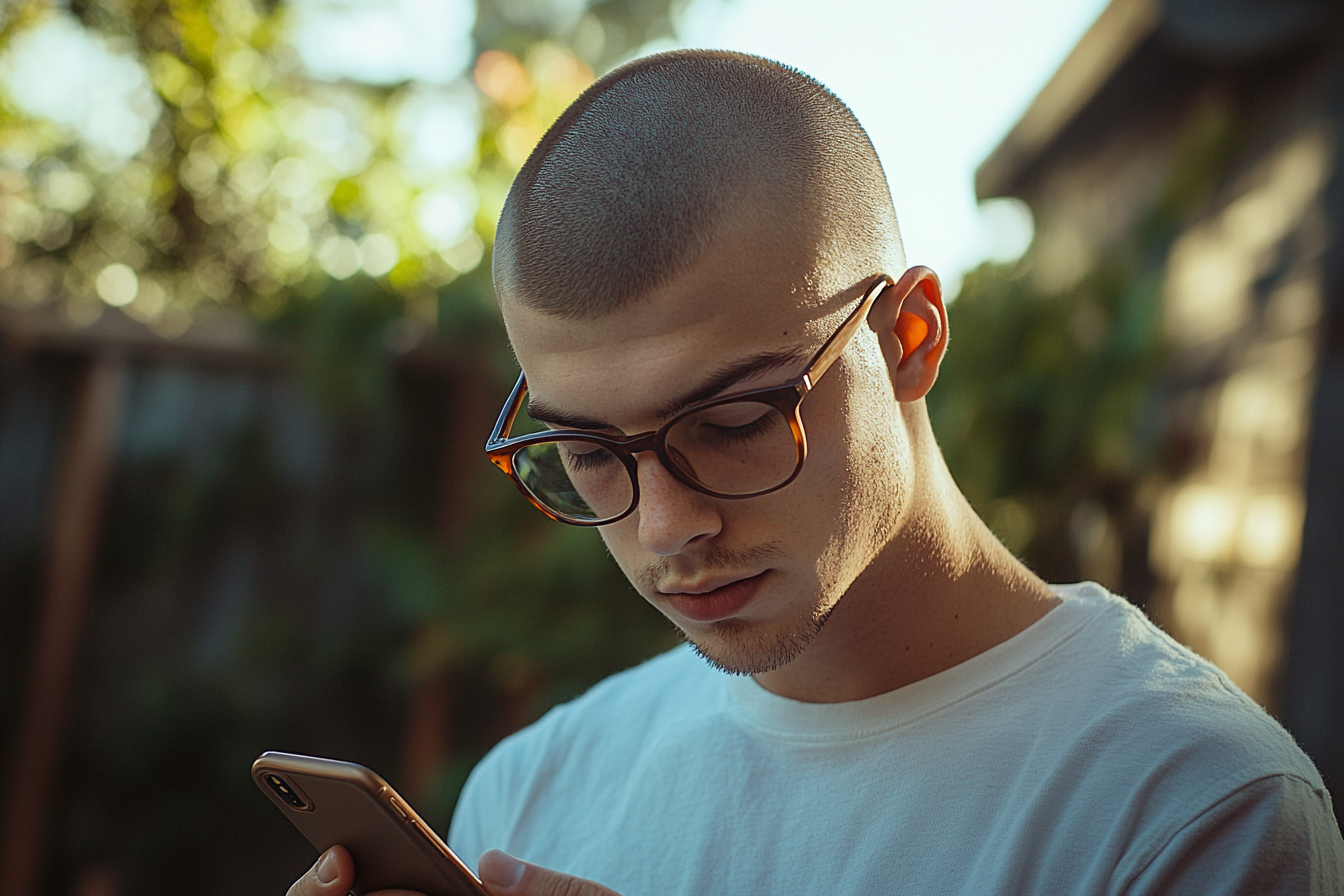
left=931, top=259, right=1166, bottom=575
left=0, top=0, right=677, bottom=331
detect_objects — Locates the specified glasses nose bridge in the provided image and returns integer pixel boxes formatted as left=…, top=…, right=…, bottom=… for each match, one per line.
left=616, top=427, right=662, bottom=457
left=622, top=433, right=669, bottom=487
left=620, top=428, right=694, bottom=490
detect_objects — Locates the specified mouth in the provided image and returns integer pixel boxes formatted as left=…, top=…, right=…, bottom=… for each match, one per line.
left=658, top=571, right=770, bottom=624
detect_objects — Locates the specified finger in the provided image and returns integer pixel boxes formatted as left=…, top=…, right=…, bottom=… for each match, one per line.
left=478, top=850, right=621, bottom=896
left=285, top=845, right=354, bottom=896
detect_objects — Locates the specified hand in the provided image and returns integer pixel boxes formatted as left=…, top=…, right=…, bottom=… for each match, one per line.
left=284, top=845, right=619, bottom=896
left=477, top=850, right=621, bottom=896
left=284, top=845, right=425, bottom=896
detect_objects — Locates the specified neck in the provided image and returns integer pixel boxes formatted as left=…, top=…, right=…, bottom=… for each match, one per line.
left=752, top=408, right=1060, bottom=703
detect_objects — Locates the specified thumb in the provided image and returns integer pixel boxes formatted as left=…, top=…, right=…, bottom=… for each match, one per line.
left=478, top=850, right=620, bottom=896
left=286, top=845, right=354, bottom=896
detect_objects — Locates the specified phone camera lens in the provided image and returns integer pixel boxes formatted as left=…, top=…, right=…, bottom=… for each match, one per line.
left=266, top=774, right=308, bottom=809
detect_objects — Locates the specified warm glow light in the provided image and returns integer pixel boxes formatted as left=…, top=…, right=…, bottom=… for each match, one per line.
left=475, top=50, right=533, bottom=109
left=1216, top=369, right=1305, bottom=457
left=1168, top=569, right=1281, bottom=705
left=96, top=263, right=139, bottom=307
left=1169, top=483, right=1239, bottom=564
left=1208, top=595, right=1272, bottom=697
left=1160, top=485, right=1307, bottom=572
left=1165, top=132, right=1331, bottom=346
left=1237, top=493, right=1303, bottom=569
left=1165, top=229, right=1253, bottom=344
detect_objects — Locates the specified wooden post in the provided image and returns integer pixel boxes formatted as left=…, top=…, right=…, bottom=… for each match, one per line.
left=1280, top=48, right=1344, bottom=828
left=401, top=358, right=493, bottom=805
left=0, top=354, right=127, bottom=896
left=402, top=671, right=454, bottom=803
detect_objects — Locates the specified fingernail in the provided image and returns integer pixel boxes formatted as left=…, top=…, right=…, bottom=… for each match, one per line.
left=480, top=850, right=526, bottom=888
left=316, top=849, right=339, bottom=884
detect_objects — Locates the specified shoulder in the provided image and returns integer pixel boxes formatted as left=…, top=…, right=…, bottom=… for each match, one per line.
left=1047, top=584, right=1321, bottom=780
left=1123, top=771, right=1344, bottom=893
left=981, top=585, right=1344, bottom=887
left=1039, top=585, right=1338, bottom=856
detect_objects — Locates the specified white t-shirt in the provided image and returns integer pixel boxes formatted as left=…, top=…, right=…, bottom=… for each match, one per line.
left=449, top=583, right=1344, bottom=894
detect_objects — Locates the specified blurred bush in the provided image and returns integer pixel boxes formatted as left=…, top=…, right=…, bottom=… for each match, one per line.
left=0, top=1, right=683, bottom=893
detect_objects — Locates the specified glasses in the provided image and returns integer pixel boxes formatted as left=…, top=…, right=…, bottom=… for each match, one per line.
left=485, top=273, right=896, bottom=526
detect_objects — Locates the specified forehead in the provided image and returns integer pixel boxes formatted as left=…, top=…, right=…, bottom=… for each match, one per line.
left=499, top=231, right=843, bottom=428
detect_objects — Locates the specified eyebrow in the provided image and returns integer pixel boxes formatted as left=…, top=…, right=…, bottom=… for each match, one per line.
left=526, top=348, right=810, bottom=432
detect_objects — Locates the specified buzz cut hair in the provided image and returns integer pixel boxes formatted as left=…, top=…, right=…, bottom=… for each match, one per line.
left=492, top=49, right=904, bottom=319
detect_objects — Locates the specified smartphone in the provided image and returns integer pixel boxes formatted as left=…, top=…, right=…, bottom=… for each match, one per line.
left=253, top=751, right=489, bottom=896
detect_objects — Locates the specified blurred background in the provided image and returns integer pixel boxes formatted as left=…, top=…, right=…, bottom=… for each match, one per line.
left=0, top=0, right=1341, bottom=892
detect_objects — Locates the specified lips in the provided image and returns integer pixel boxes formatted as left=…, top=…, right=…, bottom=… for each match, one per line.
left=659, top=571, right=768, bottom=623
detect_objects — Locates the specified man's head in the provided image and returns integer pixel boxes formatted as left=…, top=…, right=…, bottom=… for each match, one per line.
left=491, top=50, right=948, bottom=679
left=493, top=49, right=904, bottom=317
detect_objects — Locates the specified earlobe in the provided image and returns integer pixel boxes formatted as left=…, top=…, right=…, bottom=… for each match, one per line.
left=871, top=265, right=948, bottom=402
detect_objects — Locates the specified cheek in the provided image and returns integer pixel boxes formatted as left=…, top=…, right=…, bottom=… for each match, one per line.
left=811, top=361, right=907, bottom=569
left=597, top=522, right=642, bottom=579
left=844, top=379, right=909, bottom=537
left=769, top=373, right=869, bottom=548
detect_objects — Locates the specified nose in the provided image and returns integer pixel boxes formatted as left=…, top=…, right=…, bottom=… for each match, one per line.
left=632, top=452, right=722, bottom=556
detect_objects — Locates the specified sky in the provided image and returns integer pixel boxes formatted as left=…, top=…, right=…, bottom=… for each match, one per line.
left=666, top=0, right=1113, bottom=293
left=1, top=0, right=1114, bottom=295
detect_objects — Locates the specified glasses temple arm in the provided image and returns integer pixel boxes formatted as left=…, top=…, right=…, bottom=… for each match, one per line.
left=800, top=276, right=892, bottom=391
left=487, top=373, right=528, bottom=447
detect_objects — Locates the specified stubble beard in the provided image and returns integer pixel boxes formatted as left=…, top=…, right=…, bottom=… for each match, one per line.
left=676, top=604, right=835, bottom=675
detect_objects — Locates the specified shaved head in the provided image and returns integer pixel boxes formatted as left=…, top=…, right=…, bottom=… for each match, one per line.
left=493, top=49, right=904, bottom=318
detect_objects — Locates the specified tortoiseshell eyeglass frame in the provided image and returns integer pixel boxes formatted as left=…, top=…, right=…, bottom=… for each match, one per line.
left=485, top=272, right=901, bottom=526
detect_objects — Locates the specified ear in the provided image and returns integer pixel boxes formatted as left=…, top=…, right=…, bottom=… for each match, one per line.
left=868, top=266, right=948, bottom=402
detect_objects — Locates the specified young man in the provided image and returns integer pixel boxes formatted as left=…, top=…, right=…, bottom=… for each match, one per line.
left=291, top=50, right=1344, bottom=896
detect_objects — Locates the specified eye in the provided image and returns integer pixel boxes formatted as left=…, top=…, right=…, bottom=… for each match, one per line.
left=681, top=402, right=782, bottom=447
left=704, top=415, right=777, bottom=445
left=560, top=441, right=620, bottom=470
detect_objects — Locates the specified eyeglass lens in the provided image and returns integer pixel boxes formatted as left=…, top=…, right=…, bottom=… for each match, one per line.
left=511, top=400, right=799, bottom=522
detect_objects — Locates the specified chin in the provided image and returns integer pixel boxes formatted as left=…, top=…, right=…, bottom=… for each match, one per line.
left=678, top=614, right=826, bottom=676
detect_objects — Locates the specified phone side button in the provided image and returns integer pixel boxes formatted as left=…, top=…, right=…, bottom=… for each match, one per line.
left=388, top=796, right=410, bottom=821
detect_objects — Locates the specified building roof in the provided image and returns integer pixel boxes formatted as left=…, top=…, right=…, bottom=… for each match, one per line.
left=975, top=0, right=1160, bottom=200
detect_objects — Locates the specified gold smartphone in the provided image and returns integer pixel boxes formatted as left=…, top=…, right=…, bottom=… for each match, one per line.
left=253, top=751, right=489, bottom=896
